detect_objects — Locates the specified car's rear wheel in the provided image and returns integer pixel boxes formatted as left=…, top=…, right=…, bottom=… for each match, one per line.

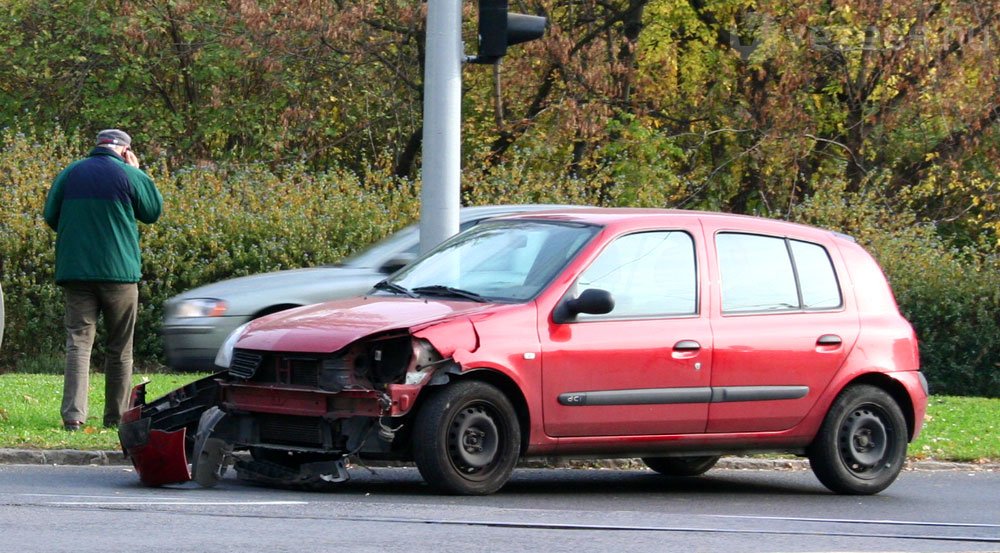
left=413, top=380, right=521, bottom=495
left=808, top=384, right=908, bottom=495
left=641, top=455, right=721, bottom=477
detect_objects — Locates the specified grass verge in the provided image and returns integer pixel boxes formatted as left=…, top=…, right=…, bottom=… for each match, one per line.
left=0, top=373, right=997, bottom=462
left=910, top=395, right=999, bottom=463
left=0, top=372, right=210, bottom=450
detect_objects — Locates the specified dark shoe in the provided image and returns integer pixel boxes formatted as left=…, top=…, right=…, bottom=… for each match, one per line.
left=64, top=420, right=82, bottom=432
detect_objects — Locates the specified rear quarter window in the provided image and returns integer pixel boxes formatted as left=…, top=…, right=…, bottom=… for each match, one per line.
left=717, top=232, right=842, bottom=314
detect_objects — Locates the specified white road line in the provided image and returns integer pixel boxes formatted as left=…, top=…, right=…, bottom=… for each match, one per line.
left=48, top=501, right=308, bottom=506
left=20, top=493, right=168, bottom=499
left=710, top=514, right=1000, bottom=529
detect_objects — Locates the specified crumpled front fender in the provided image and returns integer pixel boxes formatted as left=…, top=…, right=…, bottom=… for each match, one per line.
left=413, top=317, right=478, bottom=358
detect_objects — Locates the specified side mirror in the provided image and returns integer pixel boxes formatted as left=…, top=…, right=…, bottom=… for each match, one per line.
left=379, top=254, right=416, bottom=275
left=553, top=288, right=614, bottom=323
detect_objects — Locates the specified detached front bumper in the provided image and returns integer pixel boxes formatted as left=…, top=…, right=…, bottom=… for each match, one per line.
left=118, top=373, right=224, bottom=486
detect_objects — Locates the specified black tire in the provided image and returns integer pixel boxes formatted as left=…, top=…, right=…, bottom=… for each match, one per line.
left=641, top=455, right=721, bottom=477
left=808, top=385, right=908, bottom=495
left=413, top=380, right=521, bottom=495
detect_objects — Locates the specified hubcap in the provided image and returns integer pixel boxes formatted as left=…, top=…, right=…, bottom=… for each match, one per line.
left=450, top=405, right=499, bottom=471
left=839, top=407, right=891, bottom=474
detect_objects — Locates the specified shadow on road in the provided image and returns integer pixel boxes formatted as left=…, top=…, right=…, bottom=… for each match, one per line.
left=216, top=467, right=827, bottom=497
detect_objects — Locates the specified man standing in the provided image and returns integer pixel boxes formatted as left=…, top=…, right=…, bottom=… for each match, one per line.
left=44, top=129, right=162, bottom=431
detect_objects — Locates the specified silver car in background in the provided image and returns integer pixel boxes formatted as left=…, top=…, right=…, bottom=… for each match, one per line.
left=161, top=205, right=579, bottom=371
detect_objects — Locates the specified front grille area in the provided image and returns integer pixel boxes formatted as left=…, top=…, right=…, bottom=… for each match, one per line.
left=230, top=352, right=327, bottom=388
left=287, top=358, right=321, bottom=387
left=259, top=414, right=324, bottom=447
left=229, top=350, right=263, bottom=379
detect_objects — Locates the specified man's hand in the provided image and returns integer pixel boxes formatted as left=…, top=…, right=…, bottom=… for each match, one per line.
left=124, top=149, right=140, bottom=168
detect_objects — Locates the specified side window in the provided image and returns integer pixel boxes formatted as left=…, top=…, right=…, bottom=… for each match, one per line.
left=790, top=240, right=842, bottom=309
left=717, top=233, right=842, bottom=313
left=576, top=231, right=697, bottom=319
left=717, top=234, right=798, bottom=312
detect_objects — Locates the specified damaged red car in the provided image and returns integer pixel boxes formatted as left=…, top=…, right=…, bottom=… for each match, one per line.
left=119, top=208, right=928, bottom=495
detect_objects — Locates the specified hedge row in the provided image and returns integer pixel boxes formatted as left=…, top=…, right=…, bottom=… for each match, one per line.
left=1, top=129, right=997, bottom=396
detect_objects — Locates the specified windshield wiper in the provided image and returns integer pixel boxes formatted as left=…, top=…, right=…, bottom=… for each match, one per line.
left=412, top=285, right=488, bottom=302
left=372, top=280, right=419, bottom=298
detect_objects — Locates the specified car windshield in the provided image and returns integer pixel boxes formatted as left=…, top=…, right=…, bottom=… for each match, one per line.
left=387, top=220, right=600, bottom=302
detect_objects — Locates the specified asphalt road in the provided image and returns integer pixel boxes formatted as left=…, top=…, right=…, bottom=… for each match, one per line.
left=0, top=464, right=997, bottom=553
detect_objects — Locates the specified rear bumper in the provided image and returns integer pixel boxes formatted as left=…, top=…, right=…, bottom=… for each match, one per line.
left=891, top=370, right=929, bottom=441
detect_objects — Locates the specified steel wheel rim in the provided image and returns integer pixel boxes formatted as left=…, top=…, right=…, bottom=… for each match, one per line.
left=838, top=405, right=895, bottom=479
left=448, top=402, right=503, bottom=479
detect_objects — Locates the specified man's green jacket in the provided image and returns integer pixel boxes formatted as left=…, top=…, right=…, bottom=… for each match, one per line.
left=44, top=147, right=163, bottom=284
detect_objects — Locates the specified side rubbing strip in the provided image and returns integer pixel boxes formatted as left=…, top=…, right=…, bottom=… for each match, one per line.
left=711, top=386, right=809, bottom=403
left=558, top=387, right=712, bottom=406
left=558, top=386, right=809, bottom=406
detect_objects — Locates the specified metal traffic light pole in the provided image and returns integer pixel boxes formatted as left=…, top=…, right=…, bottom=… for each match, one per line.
left=419, top=0, right=546, bottom=253
left=419, top=0, right=463, bottom=254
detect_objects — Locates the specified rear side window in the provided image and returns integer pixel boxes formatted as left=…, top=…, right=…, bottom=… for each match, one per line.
left=790, top=240, right=842, bottom=309
left=717, top=233, right=841, bottom=313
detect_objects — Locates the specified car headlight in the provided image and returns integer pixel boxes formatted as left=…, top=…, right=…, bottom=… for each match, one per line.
left=214, top=322, right=251, bottom=369
left=174, top=298, right=228, bottom=318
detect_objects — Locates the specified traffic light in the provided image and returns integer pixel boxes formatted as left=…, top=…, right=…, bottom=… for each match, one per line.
left=472, top=0, right=547, bottom=64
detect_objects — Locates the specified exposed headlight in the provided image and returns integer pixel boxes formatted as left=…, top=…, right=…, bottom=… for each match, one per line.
left=174, top=298, right=228, bottom=318
left=214, top=322, right=251, bottom=369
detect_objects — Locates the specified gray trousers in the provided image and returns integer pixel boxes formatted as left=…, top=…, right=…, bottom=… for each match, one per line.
left=60, top=282, right=138, bottom=427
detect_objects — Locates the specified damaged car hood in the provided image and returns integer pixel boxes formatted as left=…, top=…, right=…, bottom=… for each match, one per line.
left=235, top=296, right=495, bottom=353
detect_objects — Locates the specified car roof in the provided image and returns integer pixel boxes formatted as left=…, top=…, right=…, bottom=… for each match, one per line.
left=457, top=204, right=586, bottom=222
left=486, top=207, right=850, bottom=240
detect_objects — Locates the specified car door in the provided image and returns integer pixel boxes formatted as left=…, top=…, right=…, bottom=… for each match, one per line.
left=540, top=228, right=712, bottom=437
left=705, top=230, right=860, bottom=433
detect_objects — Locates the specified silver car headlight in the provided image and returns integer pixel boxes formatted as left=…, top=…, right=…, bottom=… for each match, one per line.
left=174, top=298, right=228, bottom=318
left=214, top=322, right=251, bottom=369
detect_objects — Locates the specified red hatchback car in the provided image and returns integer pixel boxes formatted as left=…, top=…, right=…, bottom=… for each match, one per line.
left=119, top=208, right=927, bottom=495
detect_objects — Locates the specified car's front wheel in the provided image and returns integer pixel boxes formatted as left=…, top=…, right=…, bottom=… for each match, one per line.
left=808, top=384, right=908, bottom=495
left=641, top=455, right=721, bottom=477
left=413, top=380, right=521, bottom=495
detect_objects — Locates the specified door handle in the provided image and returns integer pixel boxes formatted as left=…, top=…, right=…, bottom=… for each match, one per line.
left=817, top=334, right=842, bottom=346
left=673, top=340, right=701, bottom=351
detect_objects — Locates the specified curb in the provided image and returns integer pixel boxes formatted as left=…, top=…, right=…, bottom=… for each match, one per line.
left=0, top=449, right=126, bottom=466
left=0, top=449, right=995, bottom=472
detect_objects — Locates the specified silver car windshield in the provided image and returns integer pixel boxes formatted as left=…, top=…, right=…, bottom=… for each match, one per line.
left=389, top=220, right=600, bottom=302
